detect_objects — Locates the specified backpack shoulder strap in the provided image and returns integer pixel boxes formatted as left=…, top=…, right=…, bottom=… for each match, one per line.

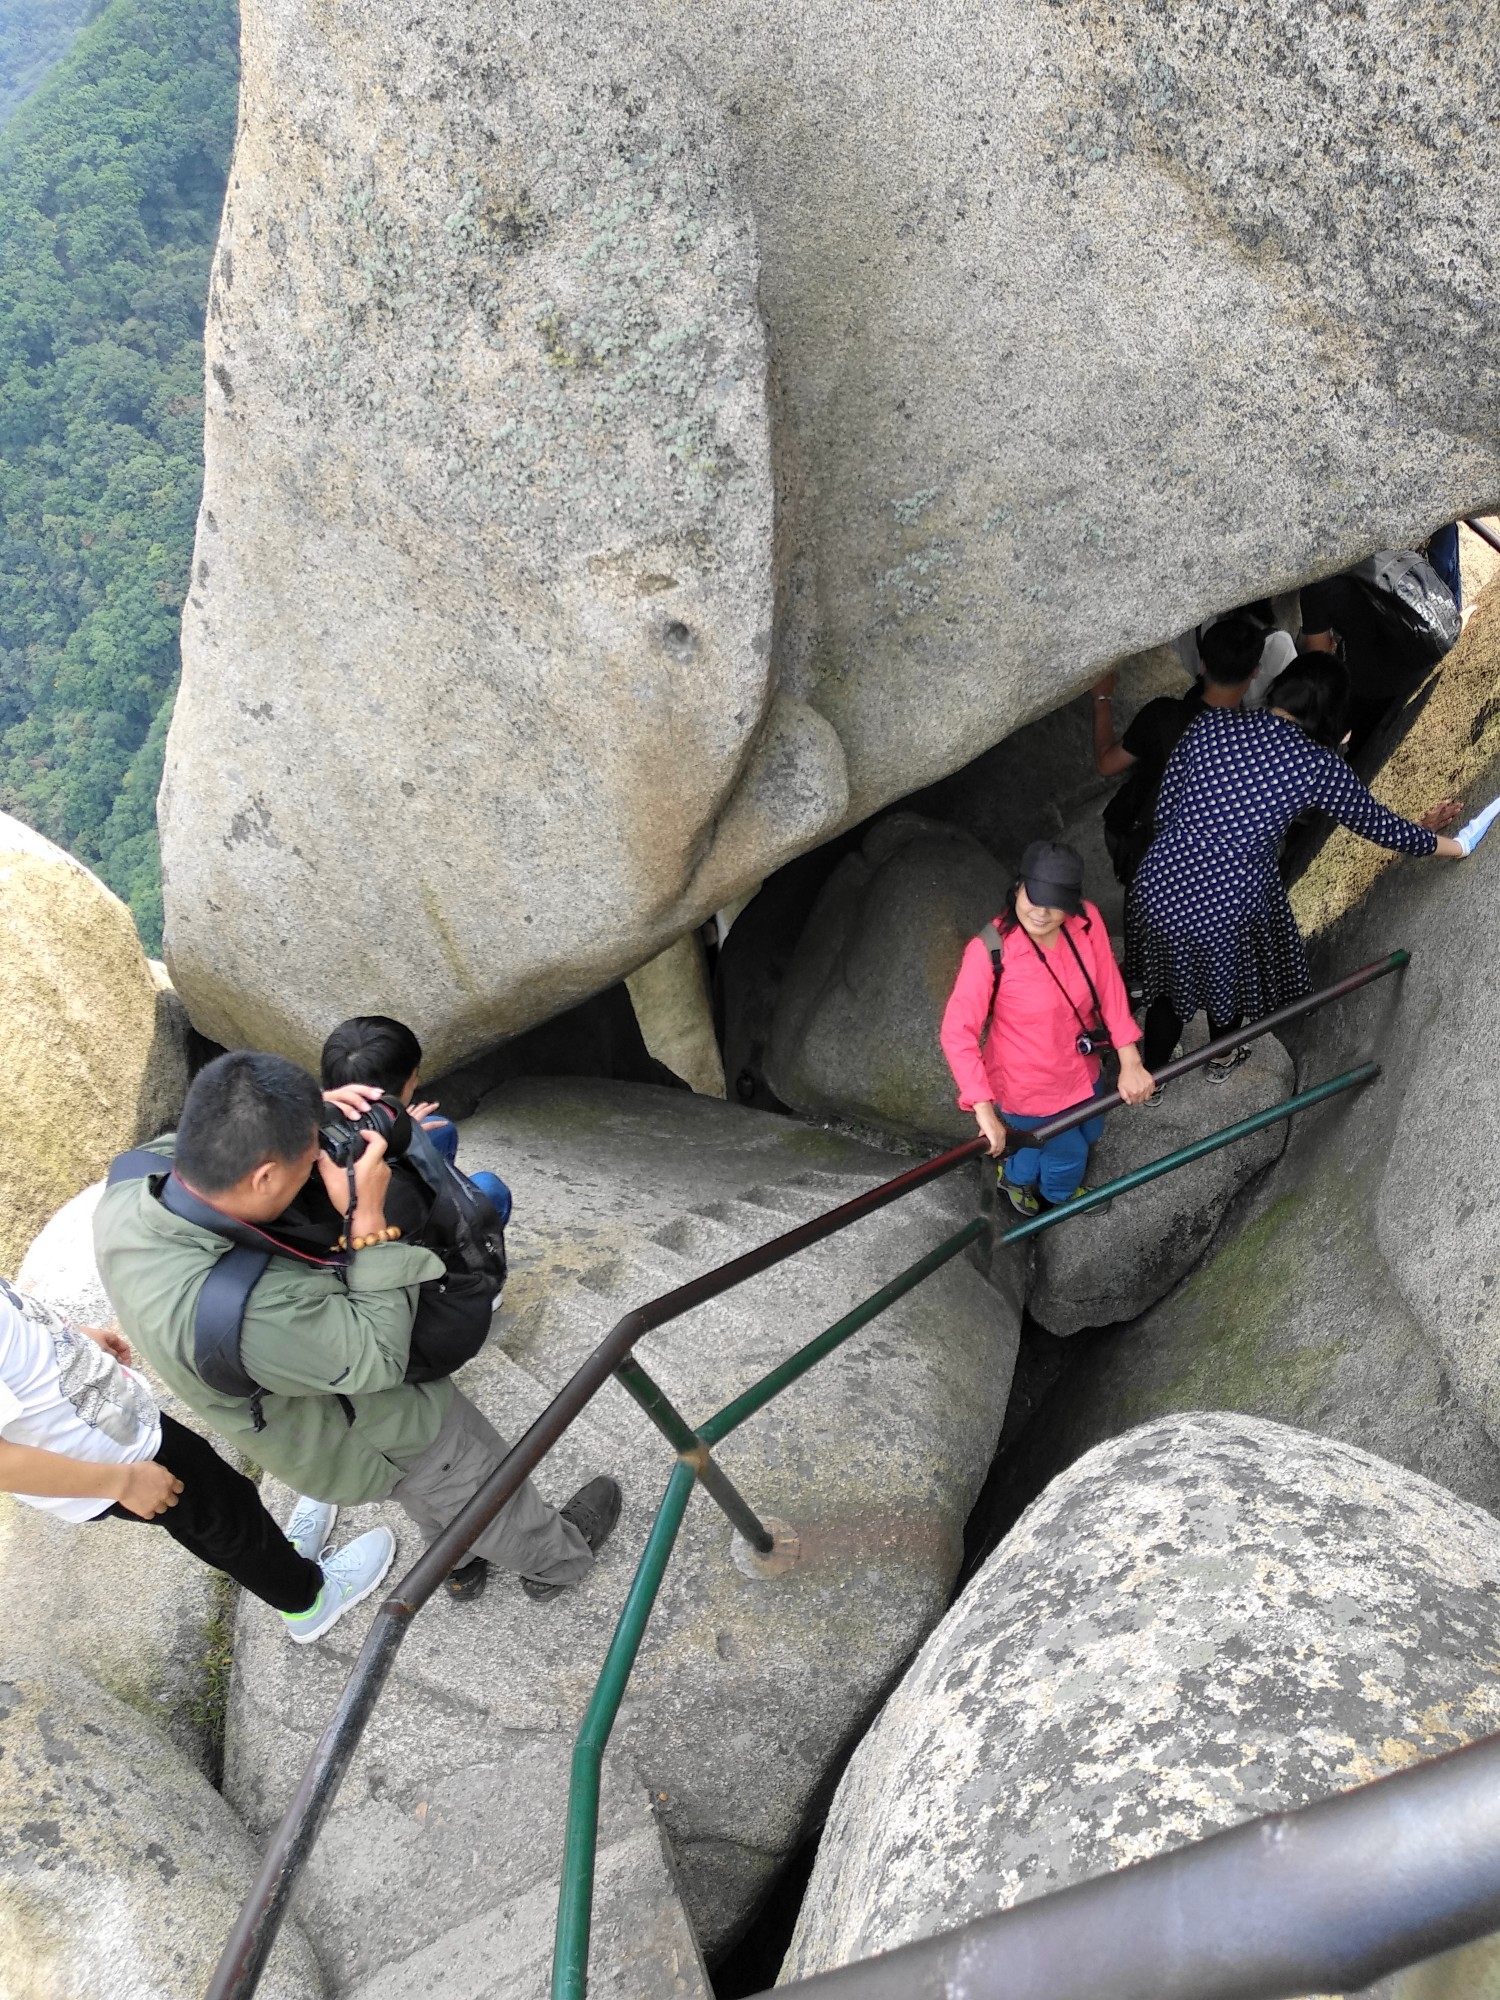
left=976, top=921, right=1004, bottom=1047
left=191, top=1245, right=273, bottom=1430
left=109, top=1153, right=276, bottom=1432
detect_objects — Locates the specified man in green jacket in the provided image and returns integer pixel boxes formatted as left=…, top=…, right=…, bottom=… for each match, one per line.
left=94, top=1050, right=620, bottom=1605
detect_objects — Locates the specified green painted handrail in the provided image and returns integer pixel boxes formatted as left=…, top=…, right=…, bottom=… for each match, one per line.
left=996, top=1064, right=1377, bottom=1243
left=699, top=1217, right=987, bottom=1447
left=552, top=1456, right=698, bottom=2000
left=550, top=1062, right=1380, bottom=2000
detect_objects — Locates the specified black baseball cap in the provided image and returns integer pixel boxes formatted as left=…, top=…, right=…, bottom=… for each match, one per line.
left=1020, top=839, right=1085, bottom=916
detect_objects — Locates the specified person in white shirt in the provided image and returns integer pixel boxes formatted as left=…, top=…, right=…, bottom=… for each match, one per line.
left=0, top=1279, right=395, bottom=1644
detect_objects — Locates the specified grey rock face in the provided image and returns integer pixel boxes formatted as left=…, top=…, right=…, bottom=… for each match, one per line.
left=12, top=1187, right=235, bottom=1768
left=162, top=0, right=835, bottom=1070
left=224, top=1082, right=1019, bottom=1977
left=0, top=1656, right=324, bottom=1999
left=162, top=0, right=1500, bottom=1066
left=782, top=1414, right=1500, bottom=1985
left=1026, top=1028, right=1294, bottom=1337
left=764, top=814, right=1013, bottom=1143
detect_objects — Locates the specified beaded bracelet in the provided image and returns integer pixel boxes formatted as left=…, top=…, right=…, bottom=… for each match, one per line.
left=337, top=1225, right=403, bottom=1251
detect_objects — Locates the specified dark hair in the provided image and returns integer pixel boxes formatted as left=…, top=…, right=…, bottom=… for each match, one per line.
left=1270, top=657, right=1350, bottom=747
left=321, top=1015, right=422, bottom=1094
left=1199, top=613, right=1264, bottom=687
left=175, top=1050, right=322, bottom=1194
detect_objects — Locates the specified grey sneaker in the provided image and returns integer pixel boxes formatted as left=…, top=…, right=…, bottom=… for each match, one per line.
left=281, top=1528, right=396, bottom=1645
left=1205, top=1045, right=1253, bottom=1083
left=522, top=1476, right=623, bottom=1602
left=284, top=1493, right=338, bottom=1564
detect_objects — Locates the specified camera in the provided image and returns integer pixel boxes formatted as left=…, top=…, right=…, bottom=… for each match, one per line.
left=318, top=1092, right=413, bottom=1169
left=1075, top=1030, right=1108, bottom=1058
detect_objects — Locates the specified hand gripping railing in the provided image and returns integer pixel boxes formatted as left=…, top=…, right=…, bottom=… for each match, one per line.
left=207, top=949, right=1410, bottom=2000
left=758, top=1728, right=1500, bottom=2000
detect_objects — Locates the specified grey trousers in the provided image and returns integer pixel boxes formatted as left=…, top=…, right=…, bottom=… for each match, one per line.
left=389, top=1388, right=592, bottom=1586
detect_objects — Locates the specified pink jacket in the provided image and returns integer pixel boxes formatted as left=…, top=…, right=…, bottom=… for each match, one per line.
left=939, top=904, right=1141, bottom=1116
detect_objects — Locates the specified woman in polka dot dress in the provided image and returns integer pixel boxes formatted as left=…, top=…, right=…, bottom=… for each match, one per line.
left=1126, top=660, right=1463, bottom=1079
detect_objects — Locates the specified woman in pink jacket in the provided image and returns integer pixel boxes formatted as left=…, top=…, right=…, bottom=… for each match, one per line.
left=940, top=841, right=1155, bottom=1218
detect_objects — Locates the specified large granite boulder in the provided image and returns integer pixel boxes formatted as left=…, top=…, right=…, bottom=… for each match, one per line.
left=161, top=0, right=840, bottom=1072
left=764, top=813, right=1011, bottom=1143
left=1, top=813, right=189, bottom=1276
left=783, top=1414, right=1500, bottom=1993
left=10, top=1188, right=236, bottom=1767
left=224, top=1081, right=1020, bottom=1979
left=0, top=1656, right=325, bottom=1999
left=162, top=0, right=1500, bottom=1067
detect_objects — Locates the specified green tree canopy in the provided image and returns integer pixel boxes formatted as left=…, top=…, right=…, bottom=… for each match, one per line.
left=0, top=0, right=98, bottom=127
left=0, top=0, right=237, bottom=950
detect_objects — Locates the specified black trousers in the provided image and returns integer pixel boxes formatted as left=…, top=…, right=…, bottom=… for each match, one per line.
left=1142, top=999, right=1244, bottom=1073
left=97, top=1411, right=321, bottom=1615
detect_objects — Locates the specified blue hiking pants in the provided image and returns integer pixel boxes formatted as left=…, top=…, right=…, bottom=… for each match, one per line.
left=1002, top=1083, right=1105, bottom=1205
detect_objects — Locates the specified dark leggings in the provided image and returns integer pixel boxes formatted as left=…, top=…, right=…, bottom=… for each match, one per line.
left=1142, top=999, right=1244, bottom=1074
left=98, top=1411, right=321, bottom=1614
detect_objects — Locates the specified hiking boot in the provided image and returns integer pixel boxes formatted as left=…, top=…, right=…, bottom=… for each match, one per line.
left=522, top=1476, right=623, bottom=1602
left=1205, top=1045, right=1253, bottom=1084
left=280, top=1528, right=396, bottom=1645
left=283, top=1493, right=337, bottom=1564
left=1066, top=1184, right=1113, bottom=1212
left=445, top=1556, right=489, bottom=1602
left=999, top=1177, right=1042, bottom=1220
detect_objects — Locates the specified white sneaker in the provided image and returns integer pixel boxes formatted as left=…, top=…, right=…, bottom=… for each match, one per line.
left=284, top=1493, right=338, bottom=1563
left=280, top=1528, right=396, bottom=1645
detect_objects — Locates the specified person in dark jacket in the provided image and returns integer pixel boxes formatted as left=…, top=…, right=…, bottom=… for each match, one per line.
left=1125, top=661, right=1464, bottom=1079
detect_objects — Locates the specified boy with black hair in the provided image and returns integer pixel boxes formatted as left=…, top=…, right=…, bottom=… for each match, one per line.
left=321, top=1014, right=511, bottom=1224
left=94, top=1051, right=619, bottom=1606
left=0, top=1277, right=393, bottom=1643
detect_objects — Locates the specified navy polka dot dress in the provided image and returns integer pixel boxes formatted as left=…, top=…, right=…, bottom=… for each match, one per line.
left=1125, top=707, right=1436, bottom=1023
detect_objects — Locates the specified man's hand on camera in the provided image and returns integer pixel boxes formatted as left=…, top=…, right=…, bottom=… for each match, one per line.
left=322, top=1082, right=385, bottom=1122
left=316, top=1128, right=392, bottom=1243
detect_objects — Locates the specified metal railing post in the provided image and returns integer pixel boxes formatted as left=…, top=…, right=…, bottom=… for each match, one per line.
left=614, top=1357, right=776, bottom=1554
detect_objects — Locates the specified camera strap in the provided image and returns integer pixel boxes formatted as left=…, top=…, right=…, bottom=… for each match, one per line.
left=1023, top=926, right=1107, bottom=1039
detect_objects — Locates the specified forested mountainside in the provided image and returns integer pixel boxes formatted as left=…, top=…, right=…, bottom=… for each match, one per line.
left=0, top=0, right=237, bottom=951
left=0, top=0, right=95, bottom=126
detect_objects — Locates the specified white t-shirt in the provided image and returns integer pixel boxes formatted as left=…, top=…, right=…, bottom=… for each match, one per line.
left=1242, top=629, right=1300, bottom=710
left=0, top=1279, right=161, bottom=1522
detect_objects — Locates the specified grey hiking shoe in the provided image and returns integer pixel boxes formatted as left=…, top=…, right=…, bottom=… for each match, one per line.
left=284, top=1493, right=337, bottom=1564
left=522, top=1476, right=623, bottom=1602
left=281, top=1527, right=396, bottom=1645
left=1205, top=1045, right=1253, bottom=1083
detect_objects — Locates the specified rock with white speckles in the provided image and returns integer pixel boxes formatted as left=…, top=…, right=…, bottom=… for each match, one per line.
left=0, top=1656, right=325, bottom=1999
left=782, top=1413, right=1500, bottom=1989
